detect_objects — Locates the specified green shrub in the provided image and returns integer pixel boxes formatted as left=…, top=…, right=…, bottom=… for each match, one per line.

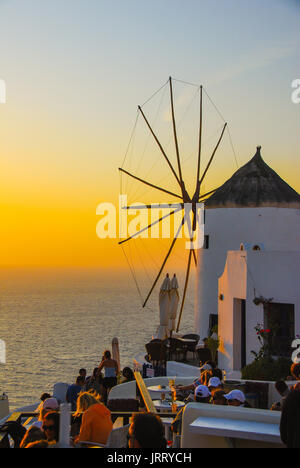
left=241, top=356, right=291, bottom=382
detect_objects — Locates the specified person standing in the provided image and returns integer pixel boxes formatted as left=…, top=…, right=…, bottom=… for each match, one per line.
left=97, top=350, right=118, bottom=404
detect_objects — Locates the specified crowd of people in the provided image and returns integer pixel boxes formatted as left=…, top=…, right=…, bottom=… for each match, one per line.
left=17, top=349, right=137, bottom=448
left=13, top=352, right=300, bottom=448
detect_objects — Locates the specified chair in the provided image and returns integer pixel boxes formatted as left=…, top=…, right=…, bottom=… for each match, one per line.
left=145, top=342, right=167, bottom=366
left=245, top=381, right=269, bottom=409
left=107, top=398, right=139, bottom=423
left=182, top=334, right=200, bottom=342
left=181, top=334, right=200, bottom=360
left=53, top=382, right=69, bottom=404
left=164, top=338, right=187, bottom=362
left=78, top=424, right=130, bottom=448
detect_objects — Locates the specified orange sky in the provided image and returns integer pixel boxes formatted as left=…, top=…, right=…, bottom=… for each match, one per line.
left=1, top=0, right=299, bottom=268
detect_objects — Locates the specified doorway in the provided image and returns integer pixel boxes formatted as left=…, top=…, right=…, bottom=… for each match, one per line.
left=233, top=299, right=246, bottom=370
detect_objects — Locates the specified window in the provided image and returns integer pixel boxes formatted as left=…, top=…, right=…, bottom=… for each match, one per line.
left=264, top=303, right=295, bottom=358
left=209, top=314, right=218, bottom=335
left=204, top=235, right=210, bottom=249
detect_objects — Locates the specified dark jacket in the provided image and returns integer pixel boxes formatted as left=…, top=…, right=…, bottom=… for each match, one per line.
left=280, top=389, right=300, bottom=448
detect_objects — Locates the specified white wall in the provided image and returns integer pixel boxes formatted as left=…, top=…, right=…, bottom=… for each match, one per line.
left=218, top=250, right=300, bottom=374
left=195, top=207, right=300, bottom=338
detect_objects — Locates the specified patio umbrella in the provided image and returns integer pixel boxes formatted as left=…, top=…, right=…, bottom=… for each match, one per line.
left=157, top=273, right=171, bottom=340
left=169, top=274, right=179, bottom=335
left=112, top=337, right=120, bottom=373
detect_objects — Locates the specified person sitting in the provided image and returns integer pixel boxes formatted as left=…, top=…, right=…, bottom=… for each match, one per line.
left=271, top=380, right=290, bottom=411
left=66, top=376, right=85, bottom=411
left=35, top=393, right=52, bottom=414
left=171, top=385, right=211, bottom=436
left=42, top=412, right=60, bottom=444
left=211, top=389, right=227, bottom=406
left=175, top=361, right=212, bottom=398
left=79, top=368, right=87, bottom=382
left=35, top=397, right=59, bottom=428
left=224, top=390, right=249, bottom=407
left=128, top=413, right=167, bottom=449
left=194, top=385, right=211, bottom=403
left=74, top=391, right=113, bottom=446
left=85, top=367, right=104, bottom=396
left=97, top=350, right=118, bottom=404
left=208, top=377, right=223, bottom=393
left=210, top=368, right=224, bottom=382
left=20, top=426, right=46, bottom=448
left=121, top=367, right=135, bottom=383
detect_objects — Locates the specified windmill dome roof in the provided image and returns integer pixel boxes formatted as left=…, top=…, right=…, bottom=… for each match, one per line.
left=205, top=146, right=300, bottom=209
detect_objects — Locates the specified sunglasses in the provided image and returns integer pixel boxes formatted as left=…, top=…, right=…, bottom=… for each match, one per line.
left=42, top=424, right=56, bottom=431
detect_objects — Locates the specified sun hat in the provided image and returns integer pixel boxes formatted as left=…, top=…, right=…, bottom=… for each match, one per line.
left=43, top=397, right=59, bottom=411
left=195, top=385, right=211, bottom=399
left=224, top=390, right=245, bottom=403
left=208, top=377, right=221, bottom=388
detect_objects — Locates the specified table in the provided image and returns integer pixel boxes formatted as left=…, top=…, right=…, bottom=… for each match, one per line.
left=189, top=416, right=281, bottom=444
left=178, top=338, right=197, bottom=343
left=147, top=385, right=172, bottom=394
left=153, top=399, right=185, bottom=413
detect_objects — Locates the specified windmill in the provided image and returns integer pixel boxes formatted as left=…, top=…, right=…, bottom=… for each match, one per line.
left=119, top=77, right=234, bottom=333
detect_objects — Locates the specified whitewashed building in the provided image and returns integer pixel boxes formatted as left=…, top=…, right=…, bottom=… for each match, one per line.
left=195, top=146, right=300, bottom=372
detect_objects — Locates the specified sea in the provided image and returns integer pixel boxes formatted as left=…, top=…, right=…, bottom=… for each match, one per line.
left=0, top=268, right=195, bottom=410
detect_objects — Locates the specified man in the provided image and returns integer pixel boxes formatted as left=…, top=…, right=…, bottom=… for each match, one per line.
left=224, top=390, right=247, bottom=407
left=175, top=362, right=212, bottom=397
left=79, top=368, right=87, bottom=382
left=211, top=390, right=227, bottom=406
left=128, top=413, right=166, bottom=449
left=66, top=376, right=85, bottom=411
left=271, top=380, right=290, bottom=411
left=194, top=385, right=211, bottom=403
left=208, top=377, right=222, bottom=393
left=171, top=385, right=211, bottom=436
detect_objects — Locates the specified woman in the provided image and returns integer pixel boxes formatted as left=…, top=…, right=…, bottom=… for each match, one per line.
left=121, top=367, right=135, bottom=383
left=74, top=391, right=113, bottom=446
left=85, top=367, right=104, bottom=396
left=42, top=412, right=60, bottom=444
left=98, top=350, right=118, bottom=404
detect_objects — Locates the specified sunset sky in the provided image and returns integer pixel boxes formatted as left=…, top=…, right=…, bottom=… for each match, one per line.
left=0, top=0, right=299, bottom=268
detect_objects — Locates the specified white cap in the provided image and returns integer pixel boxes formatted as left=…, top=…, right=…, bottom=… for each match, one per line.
left=224, top=390, right=245, bottom=403
left=200, top=364, right=212, bottom=372
left=208, top=377, right=221, bottom=388
left=195, top=385, right=211, bottom=399
left=43, top=397, right=59, bottom=411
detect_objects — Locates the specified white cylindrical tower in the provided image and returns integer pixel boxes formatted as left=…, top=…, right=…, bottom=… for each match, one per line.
left=195, top=147, right=300, bottom=338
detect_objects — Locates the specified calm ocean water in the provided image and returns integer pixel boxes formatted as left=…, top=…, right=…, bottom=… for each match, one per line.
left=0, top=268, right=195, bottom=410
